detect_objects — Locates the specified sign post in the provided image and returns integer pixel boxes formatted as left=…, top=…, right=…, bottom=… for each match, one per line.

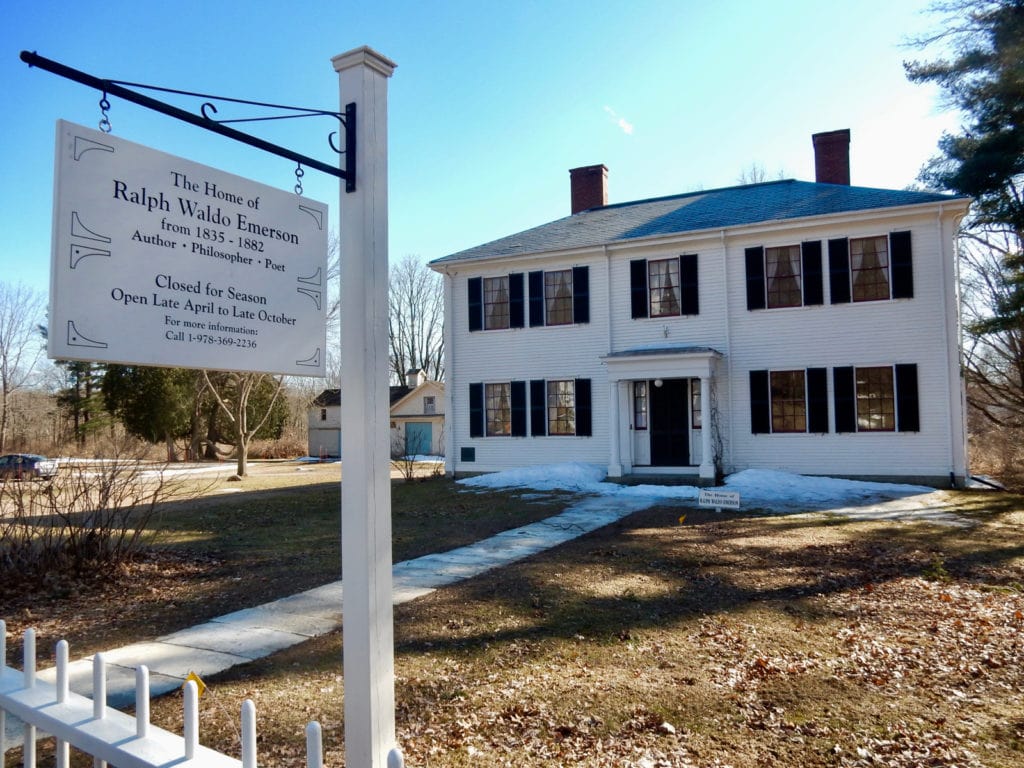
left=333, top=47, right=401, bottom=768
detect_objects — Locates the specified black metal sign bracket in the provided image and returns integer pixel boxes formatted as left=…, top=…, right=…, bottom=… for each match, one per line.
left=20, top=50, right=356, bottom=193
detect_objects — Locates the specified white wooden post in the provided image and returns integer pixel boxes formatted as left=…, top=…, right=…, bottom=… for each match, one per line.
left=332, top=47, right=401, bottom=768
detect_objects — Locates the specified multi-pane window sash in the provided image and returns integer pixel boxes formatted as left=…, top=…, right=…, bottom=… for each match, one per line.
left=854, top=366, right=896, bottom=431
left=544, top=270, right=574, bottom=325
left=850, top=236, right=890, bottom=302
left=648, top=258, right=681, bottom=317
left=485, top=382, right=511, bottom=435
left=770, top=370, right=806, bottom=432
left=634, top=381, right=648, bottom=430
left=765, top=245, right=802, bottom=308
left=483, top=276, right=510, bottom=330
left=547, top=380, right=576, bottom=435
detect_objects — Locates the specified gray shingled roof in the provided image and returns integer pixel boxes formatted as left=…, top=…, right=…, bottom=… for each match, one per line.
left=431, top=179, right=967, bottom=265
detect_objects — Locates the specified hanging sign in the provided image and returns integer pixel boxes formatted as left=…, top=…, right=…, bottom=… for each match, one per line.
left=48, top=120, right=328, bottom=376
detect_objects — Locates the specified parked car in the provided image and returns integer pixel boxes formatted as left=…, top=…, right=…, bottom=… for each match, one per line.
left=0, top=453, right=60, bottom=481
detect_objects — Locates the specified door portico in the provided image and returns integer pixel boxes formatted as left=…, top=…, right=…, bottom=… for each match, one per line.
left=602, top=346, right=722, bottom=481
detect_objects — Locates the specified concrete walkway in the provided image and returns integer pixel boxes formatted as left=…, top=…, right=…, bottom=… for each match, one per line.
left=4, top=494, right=654, bottom=745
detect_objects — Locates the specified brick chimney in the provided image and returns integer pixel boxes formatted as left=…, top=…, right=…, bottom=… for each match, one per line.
left=569, top=164, right=608, bottom=214
left=812, top=129, right=851, bottom=185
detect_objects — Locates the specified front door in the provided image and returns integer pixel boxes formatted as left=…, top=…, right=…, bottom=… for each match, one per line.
left=650, top=378, right=689, bottom=466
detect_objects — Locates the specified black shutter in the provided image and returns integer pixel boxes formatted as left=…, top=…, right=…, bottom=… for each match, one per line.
left=630, top=259, right=648, bottom=319
left=828, top=238, right=851, bottom=304
left=530, top=379, right=547, bottom=436
left=833, top=366, right=856, bottom=432
left=575, top=378, right=592, bottom=436
left=890, top=230, right=914, bottom=299
left=528, top=271, right=545, bottom=327
left=572, top=266, right=590, bottom=324
left=749, top=370, right=770, bottom=434
left=680, top=254, right=699, bottom=315
left=745, top=247, right=766, bottom=310
left=895, top=363, right=920, bottom=432
left=802, top=241, right=824, bottom=306
left=467, top=277, right=483, bottom=332
left=807, top=367, right=829, bottom=433
left=469, top=383, right=484, bottom=437
left=510, top=380, right=527, bottom=437
left=509, top=273, right=525, bottom=328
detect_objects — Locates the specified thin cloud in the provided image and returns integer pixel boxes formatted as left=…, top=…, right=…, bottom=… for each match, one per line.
left=603, top=105, right=634, bottom=135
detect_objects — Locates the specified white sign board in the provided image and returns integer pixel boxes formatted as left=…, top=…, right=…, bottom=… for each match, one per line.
left=698, top=489, right=741, bottom=511
left=49, top=120, right=328, bottom=376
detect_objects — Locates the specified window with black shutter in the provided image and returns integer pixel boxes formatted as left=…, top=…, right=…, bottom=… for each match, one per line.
left=467, top=277, right=483, bottom=332
left=469, top=382, right=484, bottom=437
left=802, top=241, right=824, bottom=306
left=745, top=247, right=766, bottom=310
left=530, top=379, right=546, bottom=436
left=890, top=231, right=914, bottom=299
left=630, top=259, right=649, bottom=319
left=680, top=254, right=699, bottom=315
left=828, top=238, right=851, bottom=304
left=572, top=266, right=590, bottom=323
left=895, top=363, right=919, bottom=432
left=575, top=378, right=592, bottom=437
left=749, top=370, right=771, bottom=434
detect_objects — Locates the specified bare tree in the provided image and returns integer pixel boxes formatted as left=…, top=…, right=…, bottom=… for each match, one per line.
left=202, top=371, right=286, bottom=477
left=0, top=282, right=45, bottom=452
left=736, top=163, right=786, bottom=185
left=389, top=255, right=444, bottom=386
left=959, top=223, right=1024, bottom=426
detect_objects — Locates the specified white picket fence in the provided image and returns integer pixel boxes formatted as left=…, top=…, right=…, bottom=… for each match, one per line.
left=0, top=621, right=324, bottom=767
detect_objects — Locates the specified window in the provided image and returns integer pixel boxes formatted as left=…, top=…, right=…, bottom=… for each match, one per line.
left=829, top=231, right=913, bottom=304
left=745, top=242, right=823, bottom=310
left=485, top=382, right=511, bottom=435
left=649, top=258, right=681, bottom=317
left=319, top=408, right=327, bottom=422
left=765, top=245, right=802, bottom=308
left=423, top=396, right=436, bottom=415
left=469, top=381, right=527, bottom=437
left=770, top=370, right=807, bottom=433
left=467, top=274, right=525, bottom=331
left=854, top=366, right=895, bottom=430
left=850, top=236, right=889, bottom=302
left=483, top=276, right=510, bottom=330
left=544, top=270, right=573, bottom=325
left=833, top=364, right=919, bottom=433
left=630, top=255, right=699, bottom=319
left=690, top=378, right=702, bottom=429
left=545, top=380, right=576, bottom=435
left=530, top=378, right=592, bottom=436
left=750, top=368, right=829, bottom=434
left=528, top=266, right=590, bottom=326
left=633, top=381, right=648, bottom=430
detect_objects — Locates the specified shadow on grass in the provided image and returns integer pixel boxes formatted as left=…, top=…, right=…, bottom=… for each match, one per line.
left=394, top=493, right=1024, bottom=655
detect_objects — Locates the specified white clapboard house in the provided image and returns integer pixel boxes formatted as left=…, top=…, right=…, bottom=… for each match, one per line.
left=429, top=130, right=971, bottom=487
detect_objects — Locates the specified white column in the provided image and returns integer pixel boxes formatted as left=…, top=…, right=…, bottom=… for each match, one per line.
left=608, top=380, right=622, bottom=477
left=333, top=47, right=402, bottom=768
left=699, top=376, right=715, bottom=481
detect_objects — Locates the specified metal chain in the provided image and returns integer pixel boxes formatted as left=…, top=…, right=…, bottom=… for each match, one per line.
left=294, top=163, right=304, bottom=195
left=99, top=92, right=112, bottom=133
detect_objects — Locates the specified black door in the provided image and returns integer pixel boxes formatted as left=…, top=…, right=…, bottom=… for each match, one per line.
left=650, top=379, right=689, bottom=466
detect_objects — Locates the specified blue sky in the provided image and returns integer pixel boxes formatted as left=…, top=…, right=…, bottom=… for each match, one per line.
left=3, top=0, right=961, bottom=297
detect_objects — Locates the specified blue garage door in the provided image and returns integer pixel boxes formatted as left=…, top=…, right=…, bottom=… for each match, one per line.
left=405, top=422, right=433, bottom=456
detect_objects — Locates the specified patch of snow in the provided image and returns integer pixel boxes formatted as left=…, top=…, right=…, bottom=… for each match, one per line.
left=458, top=462, right=937, bottom=513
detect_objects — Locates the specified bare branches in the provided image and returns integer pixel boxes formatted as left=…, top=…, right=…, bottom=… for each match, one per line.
left=0, top=282, right=45, bottom=452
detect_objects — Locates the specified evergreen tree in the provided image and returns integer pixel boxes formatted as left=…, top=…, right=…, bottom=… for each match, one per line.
left=102, top=365, right=195, bottom=460
left=907, top=0, right=1024, bottom=428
